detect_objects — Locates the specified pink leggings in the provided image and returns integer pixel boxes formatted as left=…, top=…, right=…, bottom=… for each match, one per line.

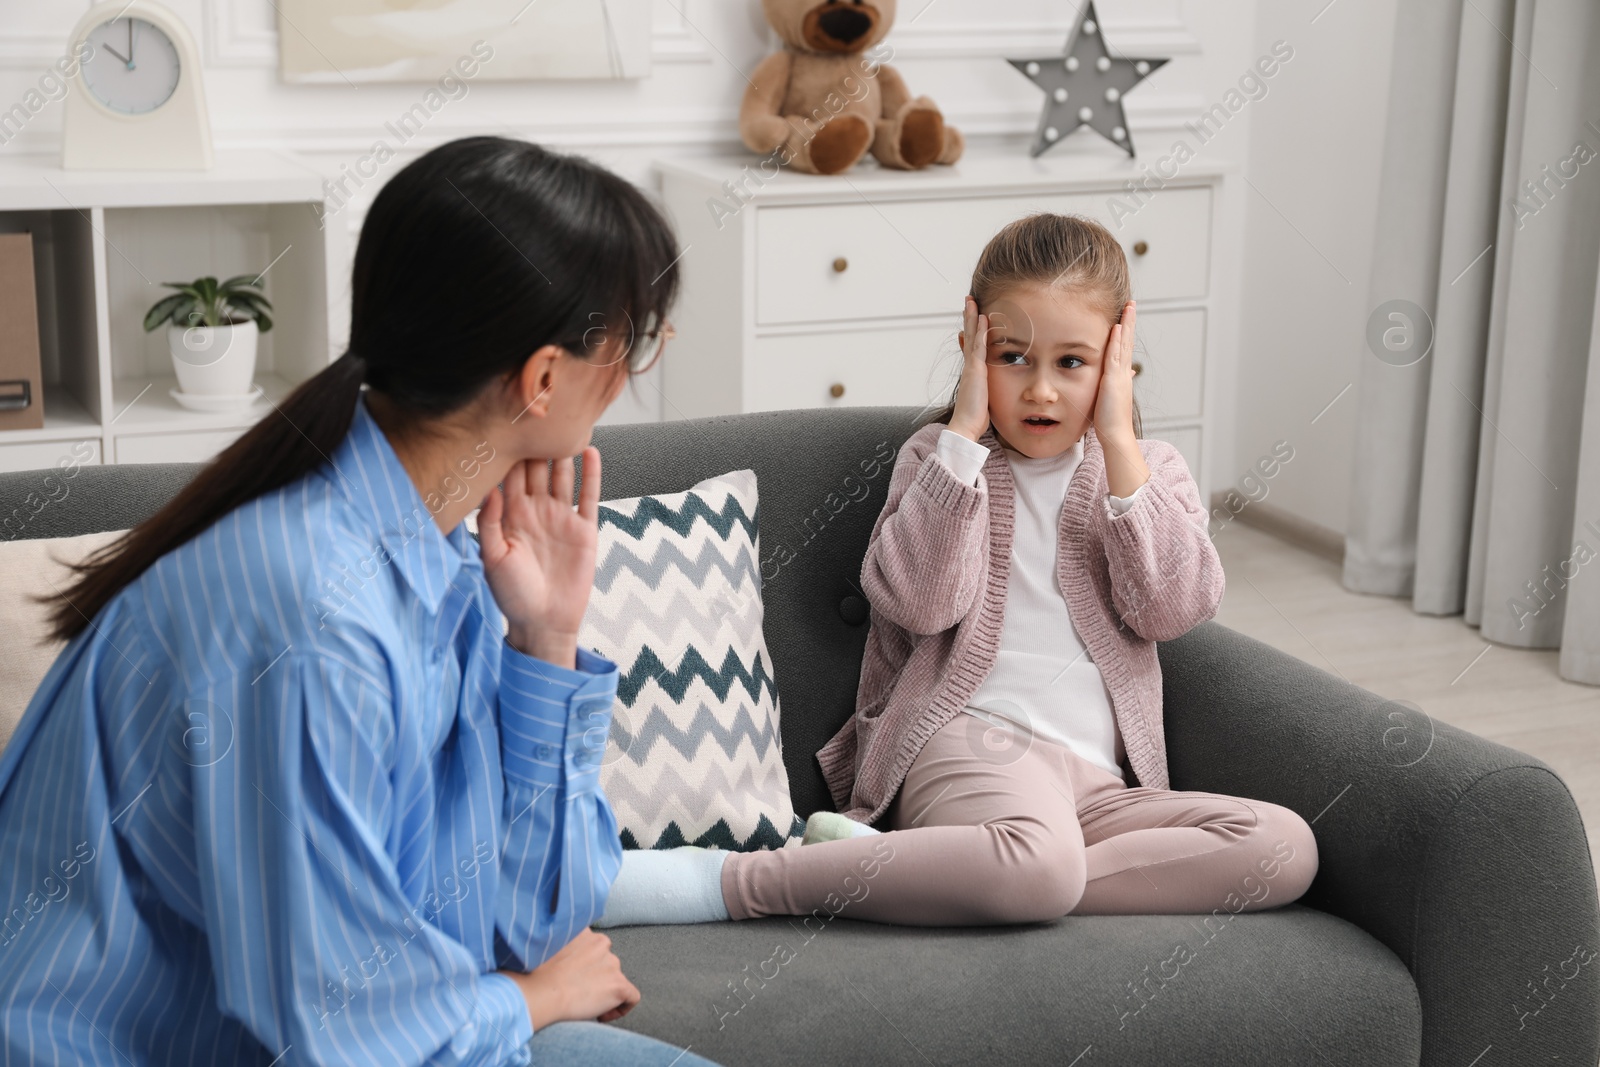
left=720, top=714, right=1319, bottom=925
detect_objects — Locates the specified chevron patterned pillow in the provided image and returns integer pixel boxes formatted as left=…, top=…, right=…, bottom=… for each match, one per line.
left=579, top=468, right=804, bottom=852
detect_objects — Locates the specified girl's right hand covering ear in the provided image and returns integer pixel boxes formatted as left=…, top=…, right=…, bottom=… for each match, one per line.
left=949, top=295, right=991, bottom=442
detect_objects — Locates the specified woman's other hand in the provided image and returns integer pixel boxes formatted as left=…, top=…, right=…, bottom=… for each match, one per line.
left=949, top=295, right=991, bottom=442
left=501, top=928, right=642, bottom=1030
left=477, top=447, right=603, bottom=669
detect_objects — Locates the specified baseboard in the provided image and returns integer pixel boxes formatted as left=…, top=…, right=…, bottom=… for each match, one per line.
left=1210, top=493, right=1346, bottom=565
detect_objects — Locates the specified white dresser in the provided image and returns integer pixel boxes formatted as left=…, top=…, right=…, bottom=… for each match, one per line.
left=653, top=148, right=1225, bottom=501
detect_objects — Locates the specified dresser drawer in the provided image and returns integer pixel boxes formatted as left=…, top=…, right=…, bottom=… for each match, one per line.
left=756, top=198, right=980, bottom=325
left=747, top=324, right=954, bottom=412
left=1097, top=188, right=1212, bottom=306
left=1132, top=308, right=1205, bottom=421
left=755, top=186, right=1212, bottom=327
left=115, top=428, right=245, bottom=465
left=0, top=438, right=101, bottom=475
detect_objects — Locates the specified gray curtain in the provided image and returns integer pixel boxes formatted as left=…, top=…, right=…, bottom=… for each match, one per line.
left=1344, top=0, right=1600, bottom=686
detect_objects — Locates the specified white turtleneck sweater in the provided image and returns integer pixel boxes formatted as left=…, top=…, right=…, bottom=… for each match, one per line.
left=936, top=428, right=1145, bottom=780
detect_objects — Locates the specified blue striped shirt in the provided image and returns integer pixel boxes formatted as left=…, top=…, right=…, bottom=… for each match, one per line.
left=0, top=392, right=623, bottom=1065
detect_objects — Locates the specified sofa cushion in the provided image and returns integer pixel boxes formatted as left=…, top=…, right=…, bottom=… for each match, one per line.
left=0, top=529, right=128, bottom=752
left=605, top=906, right=1421, bottom=1065
left=590, top=408, right=909, bottom=820
left=580, top=468, right=803, bottom=851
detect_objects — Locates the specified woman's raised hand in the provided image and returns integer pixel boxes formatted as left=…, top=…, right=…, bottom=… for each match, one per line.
left=1093, top=300, right=1139, bottom=446
left=949, top=295, right=991, bottom=442
left=502, top=928, right=642, bottom=1030
left=477, top=447, right=603, bottom=669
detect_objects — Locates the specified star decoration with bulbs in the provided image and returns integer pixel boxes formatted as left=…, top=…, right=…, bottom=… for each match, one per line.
left=1007, top=1, right=1169, bottom=158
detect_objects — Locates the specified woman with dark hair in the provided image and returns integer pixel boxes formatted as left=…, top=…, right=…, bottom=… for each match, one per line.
left=0, top=137, right=717, bottom=1067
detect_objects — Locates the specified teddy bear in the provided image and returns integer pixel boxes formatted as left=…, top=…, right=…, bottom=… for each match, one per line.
left=740, top=0, right=965, bottom=175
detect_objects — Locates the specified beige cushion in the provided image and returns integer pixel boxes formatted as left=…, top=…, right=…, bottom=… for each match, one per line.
left=0, top=529, right=128, bottom=754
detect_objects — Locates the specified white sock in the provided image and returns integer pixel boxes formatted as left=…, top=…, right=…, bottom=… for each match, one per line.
left=802, top=811, right=883, bottom=845
left=593, top=846, right=730, bottom=927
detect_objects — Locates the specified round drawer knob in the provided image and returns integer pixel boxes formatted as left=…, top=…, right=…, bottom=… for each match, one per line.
left=832, top=257, right=849, bottom=273
left=829, top=382, right=846, bottom=398
left=1132, top=240, right=1149, bottom=256
left=1131, top=361, right=1144, bottom=376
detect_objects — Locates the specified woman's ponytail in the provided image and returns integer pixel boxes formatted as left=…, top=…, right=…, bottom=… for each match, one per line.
left=42, top=136, right=681, bottom=643
left=42, top=351, right=368, bottom=642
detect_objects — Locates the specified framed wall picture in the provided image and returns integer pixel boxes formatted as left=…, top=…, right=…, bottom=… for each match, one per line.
left=275, top=0, right=653, bottom=83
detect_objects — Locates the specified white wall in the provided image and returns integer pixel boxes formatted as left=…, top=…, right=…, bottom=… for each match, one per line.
left=1232, top=0, right=1400, bottom=537
left=1, top=0, right=1269, bottom=466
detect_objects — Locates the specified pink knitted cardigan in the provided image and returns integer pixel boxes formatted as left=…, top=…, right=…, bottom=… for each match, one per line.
left=815, top=420, right=1226, bottom=825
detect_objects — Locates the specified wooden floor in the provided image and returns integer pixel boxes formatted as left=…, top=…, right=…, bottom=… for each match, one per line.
left=1213, top=521, right=1600, bottom=871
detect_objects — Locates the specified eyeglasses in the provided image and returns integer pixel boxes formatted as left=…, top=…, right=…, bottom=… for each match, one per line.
left=630, top=320, right=673, bottom=376
left=561, top=319, right=674, bottom=376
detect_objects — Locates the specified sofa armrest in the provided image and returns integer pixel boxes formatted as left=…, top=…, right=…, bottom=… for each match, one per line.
left=1157, top=621, right=1600, bottom=1067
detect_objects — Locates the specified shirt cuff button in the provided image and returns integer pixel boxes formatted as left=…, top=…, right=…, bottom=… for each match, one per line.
left=572, top=701, right=611, bottom=767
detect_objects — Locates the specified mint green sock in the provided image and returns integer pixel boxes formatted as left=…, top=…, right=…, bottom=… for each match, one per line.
left=593, top=846, right=730, bottom=927
left=802, top=811, right=883, bottom=846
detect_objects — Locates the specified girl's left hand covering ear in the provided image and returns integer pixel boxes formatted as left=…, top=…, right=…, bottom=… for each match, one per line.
left=1094, top=300, right=1138, bottom=442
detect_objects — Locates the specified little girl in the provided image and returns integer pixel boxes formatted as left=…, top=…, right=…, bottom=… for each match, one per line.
left=599, top=212, right=1318, bottom=927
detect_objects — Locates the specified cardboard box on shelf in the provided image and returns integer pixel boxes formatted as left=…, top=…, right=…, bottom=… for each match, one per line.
left=0, top=233, right=43, bottom=432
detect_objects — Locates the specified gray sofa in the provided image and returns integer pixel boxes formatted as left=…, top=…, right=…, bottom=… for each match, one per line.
left=3, top=405, right=1596, bottom=1067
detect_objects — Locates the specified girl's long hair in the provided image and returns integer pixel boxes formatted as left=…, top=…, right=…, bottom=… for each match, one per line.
left=45, top=136, right=681, bottom=642
left=922, top=212, right=1142, bottom=437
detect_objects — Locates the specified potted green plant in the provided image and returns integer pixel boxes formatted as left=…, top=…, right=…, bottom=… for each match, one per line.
left=143, top=275, right=273, bottom=405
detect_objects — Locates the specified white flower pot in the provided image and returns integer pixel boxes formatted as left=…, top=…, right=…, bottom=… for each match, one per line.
left=168, top=321, right=258, bottom=397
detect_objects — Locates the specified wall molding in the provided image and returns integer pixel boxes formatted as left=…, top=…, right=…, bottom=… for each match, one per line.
left=0, top=3, right=1206, bottom=154
left=0, top=93, right=1210, bottom=157
left=204, top=0, right=278, bottom=67
left=0, top=3, right=1197, bottom=70
left=649, top=0, right=714, bottom=64
left=0, top=32, right=68, bottom=71
left=225, top=92, right=1206, bottom=151
left=885, top=17, right=1199, bottom=60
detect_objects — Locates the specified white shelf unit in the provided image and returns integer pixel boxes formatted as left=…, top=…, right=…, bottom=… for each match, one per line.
left=654, top=149, right=1228, bottom=501
left=0, top=151, right=343, bottom=472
